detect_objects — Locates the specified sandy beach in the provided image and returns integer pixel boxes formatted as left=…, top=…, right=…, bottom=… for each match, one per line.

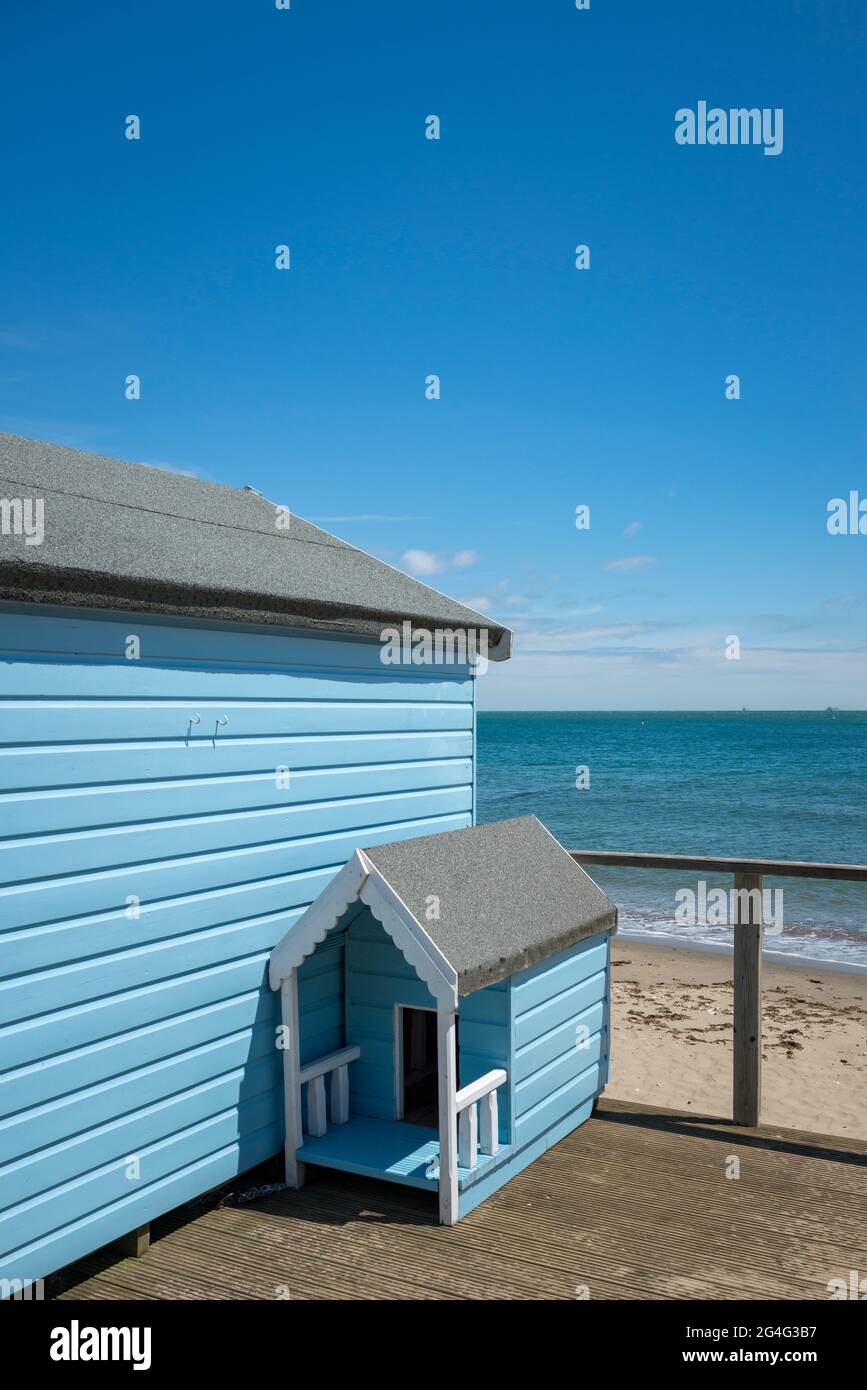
left=607, top=937, right=867, bottom=1140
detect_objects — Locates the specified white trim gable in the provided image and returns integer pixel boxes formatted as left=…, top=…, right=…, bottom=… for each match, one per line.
left=268, top=851, right=369, bottom=990
left=358, top=855, right=458, bottom=1009
left=268, top=849, right=459, bottom=1008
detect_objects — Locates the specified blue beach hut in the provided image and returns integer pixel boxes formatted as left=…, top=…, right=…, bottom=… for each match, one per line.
left=269, top=815, right=616, bottom=1223
left=0, top=432, right=511, bottom=1287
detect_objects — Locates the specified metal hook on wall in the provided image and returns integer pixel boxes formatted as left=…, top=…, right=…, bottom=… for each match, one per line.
left=214, top=715, right=229, bottom=743
left=186, top=713, right=201, bottom=746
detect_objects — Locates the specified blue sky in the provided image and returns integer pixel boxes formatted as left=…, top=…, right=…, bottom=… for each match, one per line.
left=1, top=1, right=865, bottom=708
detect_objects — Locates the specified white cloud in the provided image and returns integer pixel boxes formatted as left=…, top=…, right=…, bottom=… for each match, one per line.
left=401, top=549, right=445, bottom=576
left=451, top=549, right=478, bottom=569
left=453, top=577, right=511, bottom=612
left=516, top=622, right=658, bottom=647
left=476, top=644, right=867, bottom=712
left=603, top=555, right=657, bottom=573
left=623, top=520, right=642, bottom=536
left=401, top=548, right=479, bottom=577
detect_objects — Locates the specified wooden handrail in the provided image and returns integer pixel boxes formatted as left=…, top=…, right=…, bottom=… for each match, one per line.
left=299, top=1045, right=360, bottom=1085
left=568, top=849, right=867, bottom=1128
left=570, top=851, right=867, bottom=881
left=455, top=1068, right=507, bottom=1114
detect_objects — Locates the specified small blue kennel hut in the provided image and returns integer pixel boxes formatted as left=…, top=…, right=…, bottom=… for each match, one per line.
left=0, top=432, right=511, bottom=1286
left=270, top=815, right=615, bottom=1223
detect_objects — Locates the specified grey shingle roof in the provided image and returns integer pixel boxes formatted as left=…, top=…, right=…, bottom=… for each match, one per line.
left=0, top=433, right=511, bottom=658
left=364, top=815, right=616, bottom=994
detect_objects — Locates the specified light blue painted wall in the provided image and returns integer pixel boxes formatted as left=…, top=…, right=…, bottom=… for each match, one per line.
left=297, top=931, right=345, bottom=1068
left=458, top=929, right=611, bottom=1218
left=511, top=933, right=610, bottom=1151
left=344, top=909, right=436, bottom=1121
left=0, top=602, right=474, bottom=1285
left=456, top=981, right=510, bottom=1144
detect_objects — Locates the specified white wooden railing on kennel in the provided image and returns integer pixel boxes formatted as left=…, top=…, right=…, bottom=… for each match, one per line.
left=454, top=1068, right=507, bottom=1170
left=299, top=1045, right=360, bottom=1136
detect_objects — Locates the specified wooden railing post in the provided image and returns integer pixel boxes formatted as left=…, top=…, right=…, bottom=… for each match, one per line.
left=297, top=1045, right=360, bottom=1140
left=437, top=1009, right=459, bottom=1226
left=330, top=1064, right=350, bottom=1125
left=280, top=972, right=305, bottom=1189
left=479, top=1090, right=499, bottom=1157
left=308, top=1074, right=327, bottom=1137
left=570, top=849, right=867, bottom=1131
left=458, top=1103, right=478, bottom=1169
left=732, top=871, right=763, bottom=1126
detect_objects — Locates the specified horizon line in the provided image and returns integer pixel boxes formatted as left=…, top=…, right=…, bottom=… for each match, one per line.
left=477, top=708, right=865, bottom=714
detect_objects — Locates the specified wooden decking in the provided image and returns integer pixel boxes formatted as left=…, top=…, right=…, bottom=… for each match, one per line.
left=52, top=1099, right=867, bottom=1301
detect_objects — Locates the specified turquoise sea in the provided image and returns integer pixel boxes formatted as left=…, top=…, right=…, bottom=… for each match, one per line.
left=476, top=712, right=867, bottom=969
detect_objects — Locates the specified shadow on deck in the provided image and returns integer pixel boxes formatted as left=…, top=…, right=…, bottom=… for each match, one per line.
left=51, top=1100, right=867, bottom=1301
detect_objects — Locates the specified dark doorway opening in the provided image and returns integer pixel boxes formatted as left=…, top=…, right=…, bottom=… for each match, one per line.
left=401, top=1007, right=459, bottom=1127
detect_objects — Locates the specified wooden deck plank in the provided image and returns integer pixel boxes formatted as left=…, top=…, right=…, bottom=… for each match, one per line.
left=52, top=1101, right=866, bottom=1302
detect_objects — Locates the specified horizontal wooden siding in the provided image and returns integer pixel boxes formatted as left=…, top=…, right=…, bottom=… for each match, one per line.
left=344, top=909, right=436, bottom=1121
left=510, top=933, right=610, bottom=1151
left=0, top=604, right=474, bottom=1285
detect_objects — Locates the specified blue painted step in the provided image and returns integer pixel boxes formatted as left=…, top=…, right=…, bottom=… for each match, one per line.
left=296, top=1116, right=508, bottom=1193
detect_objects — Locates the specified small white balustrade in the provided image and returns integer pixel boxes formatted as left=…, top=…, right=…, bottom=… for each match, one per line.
left=299, top=1045, right=360, bottom=1137
left=454, top=1068, right=507, bottom=1170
